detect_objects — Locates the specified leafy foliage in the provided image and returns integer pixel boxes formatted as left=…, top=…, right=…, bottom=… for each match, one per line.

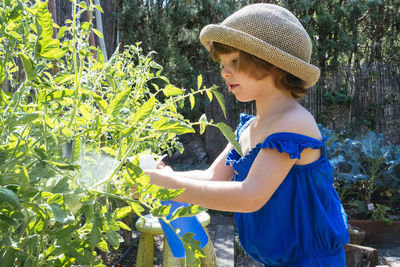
left=0, top=1, right=239, bottom=266
left=285, top=0, right=400, bottom=70
left=320, top=125, right=400, bottom=223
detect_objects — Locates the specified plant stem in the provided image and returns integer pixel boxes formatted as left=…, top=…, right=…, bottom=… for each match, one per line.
left=9, top=124, right=29, bottom=160
left=69, top=0, right=79, bottom=128
left=156, top=87, right=211, bottom=114
left=90, top=188, right=148, bottom=208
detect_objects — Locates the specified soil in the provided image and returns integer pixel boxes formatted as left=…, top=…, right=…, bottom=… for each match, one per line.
left=103, top=212, right=263, bottom=267
left=103, top=213, right=400, bottom=267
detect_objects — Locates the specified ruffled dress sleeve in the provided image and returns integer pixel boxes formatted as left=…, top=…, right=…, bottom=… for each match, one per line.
left=257, top=132, right=326, bottom=159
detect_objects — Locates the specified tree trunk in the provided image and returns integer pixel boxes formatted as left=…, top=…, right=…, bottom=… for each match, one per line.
left=94, top=0, right=108, bottom=61
left=48, top=0, right=59, bottom=75
left=85, top=0, right=97, bottom=60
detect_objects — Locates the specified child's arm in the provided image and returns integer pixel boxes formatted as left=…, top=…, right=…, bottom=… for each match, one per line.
left=173, top=143, right=234, bottom=182
left=145, top=146, right=296, bottom=213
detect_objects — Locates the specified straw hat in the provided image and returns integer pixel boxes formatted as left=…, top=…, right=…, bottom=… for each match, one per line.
left=200, top=4, right=320, bottom=88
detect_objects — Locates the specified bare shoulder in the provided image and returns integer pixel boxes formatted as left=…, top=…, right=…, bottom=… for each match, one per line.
left=270, top=104, right=322, bottom=140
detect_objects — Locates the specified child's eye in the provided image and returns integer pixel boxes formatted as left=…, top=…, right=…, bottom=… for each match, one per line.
left=232, top=59, right=239, bottom=65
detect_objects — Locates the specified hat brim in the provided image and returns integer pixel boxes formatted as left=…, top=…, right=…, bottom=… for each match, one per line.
left=200, top=24, right=320, bottom=88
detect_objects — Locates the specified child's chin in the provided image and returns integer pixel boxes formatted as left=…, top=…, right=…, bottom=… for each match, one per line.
left=234, top=95, right=253, bottom=103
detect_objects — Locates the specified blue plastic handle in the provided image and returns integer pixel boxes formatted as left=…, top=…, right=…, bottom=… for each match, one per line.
left=158, top=200, right=208, bottom=258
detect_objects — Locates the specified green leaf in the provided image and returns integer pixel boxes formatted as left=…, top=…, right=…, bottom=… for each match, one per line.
left=49, top=203, right=75, bottom=224
left=79, top=1, right=88, bottom=10
left=197, top=75, right=203, bottom=90
left=101, top=147, right=116, bottom=157
left=2, top=247, right=17, bottom=267
left=108, top=88, right=131, bottom=116
left=106, top=230, right=122, bottom=249
left=190, top=95, right=195, bottom=110
left=0, top=187, right=21, bottom=209
left=0, top=65, right=5, bottom=85
left=170, top=205, right=206, bottom=221
left=129, top=201, right=144, bottom=217
left=116, top=221, right=131, bottom=231
left=215, top=122, right=243, bottom=156
left=0, top=83, right=8, bottom=103
left=80, top=21, right=91, bottom=31
left=93, top=28, right=103, bottom=39
left=155, top=188, right=185, bottom=201
left=70, top=137, right=81, bottom=163
left=117, top=138, right=127, bottom=161
left=199, top=114, right=207, bottom=135
left=150, top=205, right=171, bottom=218
left=36, top=35, right=68, bottom=60
left=163, top=84, right=184, bottom=97
left=6, top=30, right=23, bottom=42
left=96, top=239, right=109, bottom=252
left=79, top=103, right=93, bottom=121
left=57, top=26, right=67, bottom=39
left=34, top=1, right=68, bottom=59
left=20, top=166, right=30, bottom=192
left=93, top=4, right=104, bottom=13
left=105, top=74, right=116, bottom=91
left=153, top=118, right=195, bottom=134
left=0, top=214, right=17, bottom=226
left=54, top=224, right=78, bottom=239
left=45, top=89, right=74, bottom=102
left=211, top=87, right=226, bottom=118
left=126, top=97, right=155, bottom=129
left=45, top=160, right=79, bottom=171
left=126, top=159, right=143, bottom=177
left=61, top=126, right=72, bottom=138
left=114, top=206, right=132, bottom=220
left=20, top=54, right=36, bottom=81
left=17, top=112, right=40, bottom=123
left=206, top=90, right=213, bottom=102
left=35, top=2, right=53, bottom=40
left=182, top=233, right=204, bottom=267
left=90, top=91, right=108, bottom=114
left=90, top=215, right=102, bottom=248
left=54, top=74, right=74, bottom=85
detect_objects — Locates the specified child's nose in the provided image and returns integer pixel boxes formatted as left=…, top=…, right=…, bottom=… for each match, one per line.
left=221, top=68, right=232, bottom=79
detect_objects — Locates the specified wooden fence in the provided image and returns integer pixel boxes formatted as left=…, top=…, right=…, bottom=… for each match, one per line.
left=304, top=62, right=400, bottom=144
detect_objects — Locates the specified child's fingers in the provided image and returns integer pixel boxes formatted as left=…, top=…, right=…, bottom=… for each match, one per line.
left=157, top=161, right=166, bottom=169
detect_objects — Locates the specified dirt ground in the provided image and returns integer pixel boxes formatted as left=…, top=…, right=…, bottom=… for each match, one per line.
left=104, top=214, right=400, bottom=267
left=105, top=228, right=262, bottom=267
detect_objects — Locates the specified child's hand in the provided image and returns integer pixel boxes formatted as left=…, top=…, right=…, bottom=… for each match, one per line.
left=144, top=166, right=174, bottom=187
left=131, top=158, right=167, bottom=199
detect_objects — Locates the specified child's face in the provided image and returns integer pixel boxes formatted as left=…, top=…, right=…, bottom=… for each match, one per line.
left=219, top=52, right=271, bottom=102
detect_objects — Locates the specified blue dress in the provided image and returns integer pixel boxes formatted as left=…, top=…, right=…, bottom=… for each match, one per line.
left=225, top=114, right=349, bottom=266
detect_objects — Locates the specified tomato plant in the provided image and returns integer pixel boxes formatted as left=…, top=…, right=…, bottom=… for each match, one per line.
left=0, top=1, right=240, bottom=266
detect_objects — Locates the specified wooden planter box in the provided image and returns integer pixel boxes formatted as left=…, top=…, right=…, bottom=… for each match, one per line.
left=348, top=220, right=400, bottom=244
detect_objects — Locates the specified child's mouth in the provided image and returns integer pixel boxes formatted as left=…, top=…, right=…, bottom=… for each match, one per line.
left=227, top=83, right=238, bottom=91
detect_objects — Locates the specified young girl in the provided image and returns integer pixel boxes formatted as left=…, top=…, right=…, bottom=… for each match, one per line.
left=146, top=3, right=349, bottom=266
